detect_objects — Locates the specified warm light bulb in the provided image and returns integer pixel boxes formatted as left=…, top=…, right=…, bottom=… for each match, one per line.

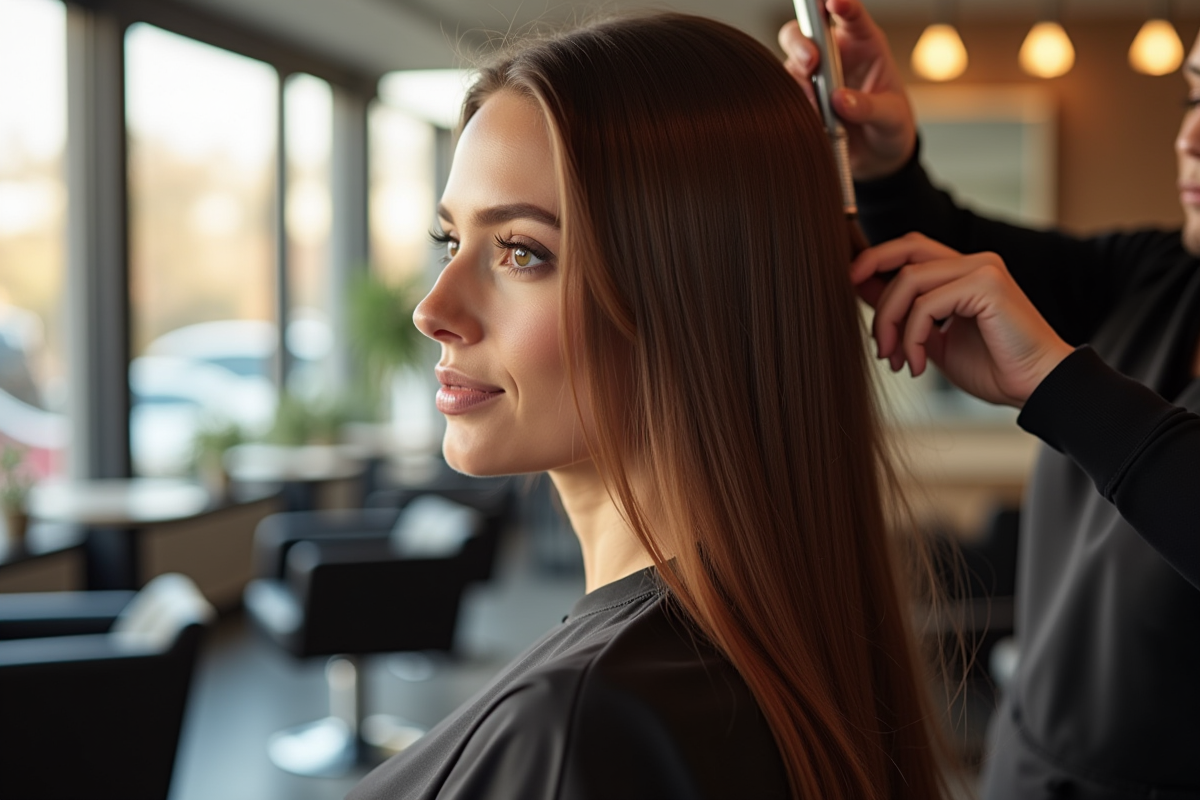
left=1129, top=19, right=1184, bottom=76
left=911, top=23, right=968, bottom=82
left=1020, top=21, right=1075, bottom=79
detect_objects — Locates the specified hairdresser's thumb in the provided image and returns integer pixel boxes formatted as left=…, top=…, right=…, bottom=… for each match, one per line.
left=835, top=88, right=913, bottom=133
left=832, top=88, right=873, bottom=123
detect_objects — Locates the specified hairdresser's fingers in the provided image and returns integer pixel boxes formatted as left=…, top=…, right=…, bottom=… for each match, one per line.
left=850, top=232, right=963, bottom=286
left=833, top=88, right=913, bottom=135
left=778, top=20, right=818, bottom=70
left=871, top=254, right=990, bottom=359
left=779, top=21, right=822, bottom=109
left=898, top=277, right=985, bottom=377
left=826, top=0, right=879, bottom=44
left=827, top=0, right=902, bottom=90
left=855, top=273, right=889, bottom=308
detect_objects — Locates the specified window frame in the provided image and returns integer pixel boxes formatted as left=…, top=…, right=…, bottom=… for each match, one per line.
left=63, top=0, right=378, bottom=478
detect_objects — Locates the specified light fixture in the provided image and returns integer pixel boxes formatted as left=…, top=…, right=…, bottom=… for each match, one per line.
left=1129, top=19, right=1184, bottom=76
left=1020, top=20, right=1075, bottom=79
left=912, top=23, right=968, bottom=82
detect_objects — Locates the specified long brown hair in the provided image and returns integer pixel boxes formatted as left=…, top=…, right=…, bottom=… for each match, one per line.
left=464, top=14, right=951, bottom=799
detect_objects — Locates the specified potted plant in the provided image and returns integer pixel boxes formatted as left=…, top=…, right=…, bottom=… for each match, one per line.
left=191, top=418, right=244, bottom=500
left=0, top=444, right=33, bottom=546
left=346, top=272, right=425, bottom=422
left=265, top=393, right=349, bottom=447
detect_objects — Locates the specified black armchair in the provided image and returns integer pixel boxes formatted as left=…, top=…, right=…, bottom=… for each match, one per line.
left=0, top=573, right=216, bottom=800
left=364, top=474, right=515, bottom=584
left=244, top=490, right=507, bottom=776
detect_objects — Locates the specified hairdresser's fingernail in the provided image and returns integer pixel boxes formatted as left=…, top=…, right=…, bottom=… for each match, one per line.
left=838, top=90, right=859, bottom=111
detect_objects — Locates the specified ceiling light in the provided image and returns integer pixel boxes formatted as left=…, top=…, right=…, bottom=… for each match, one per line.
left=1020, top=21, right=1075, bottom=79
left=912, top=23, right=968, bottom=82
left=1129, top=19, right=1184, bottom=76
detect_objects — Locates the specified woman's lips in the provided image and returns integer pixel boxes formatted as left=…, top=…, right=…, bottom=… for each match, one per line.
left=435, top=384, right=504, bottom=415
left=1180, top=184, right=1200, bottom=206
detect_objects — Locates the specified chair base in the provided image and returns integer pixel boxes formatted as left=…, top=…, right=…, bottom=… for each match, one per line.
left=267, top=717, right=358, bottom=777
left=362, top=714, right=425, bottom=757
left=267, top=714, right=424, bottom=777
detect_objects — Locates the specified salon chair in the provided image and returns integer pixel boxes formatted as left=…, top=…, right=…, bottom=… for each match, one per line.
left=0, top=573, right=216, bottom=800
left=363, top=472, right=515, bottom=583
left=244, top=492, right=495, bottom=777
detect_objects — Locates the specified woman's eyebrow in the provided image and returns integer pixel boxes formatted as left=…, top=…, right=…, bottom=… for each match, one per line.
left=436, top=202, right=560, bottom=230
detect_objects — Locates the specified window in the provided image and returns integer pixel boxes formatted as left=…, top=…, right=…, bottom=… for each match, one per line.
left=369, top=97, right=438, bottom=448
left=0, top=0, right=69, bottom=477
left=369, top=102, right=436, bottom=284
left=284, top=73, right=333, bottom=400
left=125, top=23, right=279, bottom=476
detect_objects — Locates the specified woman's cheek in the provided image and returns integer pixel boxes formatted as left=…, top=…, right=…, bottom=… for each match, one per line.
left=499, top=284, right=569, bottom=412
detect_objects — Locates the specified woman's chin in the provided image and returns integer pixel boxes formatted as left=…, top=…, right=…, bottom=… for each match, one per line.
left=441, top=437, right=517, bottom=478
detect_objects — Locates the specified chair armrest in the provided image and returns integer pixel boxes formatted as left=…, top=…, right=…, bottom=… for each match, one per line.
left=0, top=618, right=206, bottom=667
left=0, top=591, right=136, bottom=640
left=286, top=538, right=396, bottom=570
left=367, top=480, right=514, bottom=518
left=253, top=508, right=399, bottom=578
left=0, top=632, right=155, bottom=667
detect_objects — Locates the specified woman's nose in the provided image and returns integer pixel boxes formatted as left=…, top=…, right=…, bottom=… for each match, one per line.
left=413, top=259, right=484, bottom=345
left=1178, top=109, right=1200, bottom=159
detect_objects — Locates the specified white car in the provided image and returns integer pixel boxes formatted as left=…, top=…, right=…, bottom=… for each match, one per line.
left=131, top=317, right=331, bottom=476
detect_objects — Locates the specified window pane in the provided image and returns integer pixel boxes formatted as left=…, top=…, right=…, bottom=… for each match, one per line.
left=369, top=101, right=438, bottom=449
left=284, top=73, right=332, bottom=400
left=126, top=23, right=278, bottom=476
left=0, top=0, right=68, bottom=478
left=369, top=102, right=435, bottom=283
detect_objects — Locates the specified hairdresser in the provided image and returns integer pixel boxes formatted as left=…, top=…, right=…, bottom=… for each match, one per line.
left=780, top=2, right=1200, bottom=799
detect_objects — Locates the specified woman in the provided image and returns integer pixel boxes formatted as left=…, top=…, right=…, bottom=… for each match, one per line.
left=351, top=13, right=951, bottom=800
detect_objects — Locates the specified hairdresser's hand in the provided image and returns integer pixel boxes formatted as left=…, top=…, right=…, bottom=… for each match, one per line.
left=778, top=0, right=916, bottom=180
left=851, top=233, right=1074, bottom=408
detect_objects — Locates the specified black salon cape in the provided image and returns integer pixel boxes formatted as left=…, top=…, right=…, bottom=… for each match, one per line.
left=347, top=567, right=789, bottom=800
left=858, top=148, right=1200, bottom=799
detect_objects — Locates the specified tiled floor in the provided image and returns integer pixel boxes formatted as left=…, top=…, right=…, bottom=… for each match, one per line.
left=170, top=530, right=585, bottom=800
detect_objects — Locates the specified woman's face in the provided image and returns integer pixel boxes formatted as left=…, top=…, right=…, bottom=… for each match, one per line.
left=414, top=90, right=588, bottom=476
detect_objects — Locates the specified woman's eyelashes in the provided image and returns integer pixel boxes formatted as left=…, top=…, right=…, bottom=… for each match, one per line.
left=429, top=229, right=459, bottom=263
left=429, top=227, right=554, bottom=276
left=493, top=234, right=554, bottom=275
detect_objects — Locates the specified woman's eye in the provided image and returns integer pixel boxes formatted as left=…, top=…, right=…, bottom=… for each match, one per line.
left=428, top=229, right=459, bottom=264
left=494, top=234, right=551, bottom=272
left=512, top=246, right=541, bottom=268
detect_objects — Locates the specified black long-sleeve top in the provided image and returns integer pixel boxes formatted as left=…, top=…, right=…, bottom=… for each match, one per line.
left=348, top=567, right=790, bottom=800
left=858, top=150, right=1200, bottom=794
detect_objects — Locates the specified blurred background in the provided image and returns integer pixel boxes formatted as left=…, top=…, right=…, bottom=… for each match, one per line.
left=0, top=0, right=1196, bottom=798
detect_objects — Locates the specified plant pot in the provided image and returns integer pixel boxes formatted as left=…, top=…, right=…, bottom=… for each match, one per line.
left=3, top=509, right=29, bottom=547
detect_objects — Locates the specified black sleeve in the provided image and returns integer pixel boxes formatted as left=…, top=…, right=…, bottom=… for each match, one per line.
left=437, top=672, right=700, bottom=800
left=1018, top=346, right=1200, bottom=589
left=855, top=145, right=1155, bottom=347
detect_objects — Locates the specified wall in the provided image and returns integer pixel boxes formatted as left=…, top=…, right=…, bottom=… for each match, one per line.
left=876, top=17, right=1200, bottom=235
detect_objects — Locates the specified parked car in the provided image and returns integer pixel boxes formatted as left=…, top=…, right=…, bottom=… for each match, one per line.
left=131, top=317, right=330, bottom=476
